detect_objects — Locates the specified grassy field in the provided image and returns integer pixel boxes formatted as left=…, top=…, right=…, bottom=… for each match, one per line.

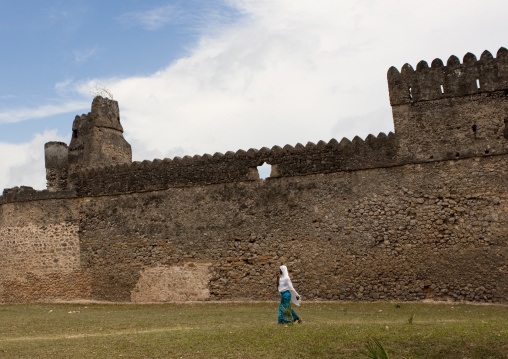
left=0, top=301, right=506, bottom=359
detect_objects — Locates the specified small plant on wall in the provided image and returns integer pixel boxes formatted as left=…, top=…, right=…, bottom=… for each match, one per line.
left=90, top=86, right=114, bottom=100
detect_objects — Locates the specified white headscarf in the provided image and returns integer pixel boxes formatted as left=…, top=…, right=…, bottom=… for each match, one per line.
left=278, top=265, right=301, bottom=306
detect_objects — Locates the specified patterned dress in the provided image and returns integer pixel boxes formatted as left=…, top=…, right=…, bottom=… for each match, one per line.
left=278, top=290, right=300, bottom=323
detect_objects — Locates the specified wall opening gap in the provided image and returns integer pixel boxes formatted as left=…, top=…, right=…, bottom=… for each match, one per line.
left=257, top=162, right=271, bottom=180
left=408, top=87, right=413, bottom=99
left=476, top=79, right=480, bottom=89
left=440, top=85, right=444, bottom=94
left=73, top=130, right=78, bottom=139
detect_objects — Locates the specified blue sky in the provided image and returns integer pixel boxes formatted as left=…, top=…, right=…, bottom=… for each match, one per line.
left=0, top=0, right=239, bottom=142
left=1, top=0, right=508, bottom=191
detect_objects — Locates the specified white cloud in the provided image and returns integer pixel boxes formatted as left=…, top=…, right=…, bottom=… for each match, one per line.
left=55, top=78, right=73, bottom=89
left=73, top=47, right=97, bottom=62
left=54, top=78, right=75, bottom=96
left=116, top=2, right=242, bottom=33
left=0, top=130, right=69, bottom=192
left=77, top=0, right=508, bottom=163
left=117, top=4, right=182, bottom=30
left=0, top=101, right=89, bottom=124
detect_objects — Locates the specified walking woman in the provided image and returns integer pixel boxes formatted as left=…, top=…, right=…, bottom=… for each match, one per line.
left=277, top=265, right=304, bottom=324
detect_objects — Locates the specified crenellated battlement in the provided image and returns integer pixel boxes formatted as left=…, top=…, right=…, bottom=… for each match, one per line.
left=1, top=129, right=397, bottom=201
left=69, top=131, right=398, bottom=197
left=388, top=47, right=508, bottom=105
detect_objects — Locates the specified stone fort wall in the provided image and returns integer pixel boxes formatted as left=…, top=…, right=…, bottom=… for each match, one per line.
left=0, top=48, right=507, bottom=303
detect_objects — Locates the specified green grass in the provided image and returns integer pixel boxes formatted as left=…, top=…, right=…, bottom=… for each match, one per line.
left=0, top=302, right=506, bottom=358
left=364, top=338, right=390, bottom=359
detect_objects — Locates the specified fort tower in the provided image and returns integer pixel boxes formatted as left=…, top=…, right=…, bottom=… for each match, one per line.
left=388, top=48, right=508, bottom=162
left=44, top=96, right=132, bottom=191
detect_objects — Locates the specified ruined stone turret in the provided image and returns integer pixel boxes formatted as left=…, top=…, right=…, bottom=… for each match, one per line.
left=44, top=96, right=132, bottom=191
left=44, top=141, right=69, bottom=191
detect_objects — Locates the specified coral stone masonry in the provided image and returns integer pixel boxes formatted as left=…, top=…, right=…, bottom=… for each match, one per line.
left=1, top=48, right=507, bottom=303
